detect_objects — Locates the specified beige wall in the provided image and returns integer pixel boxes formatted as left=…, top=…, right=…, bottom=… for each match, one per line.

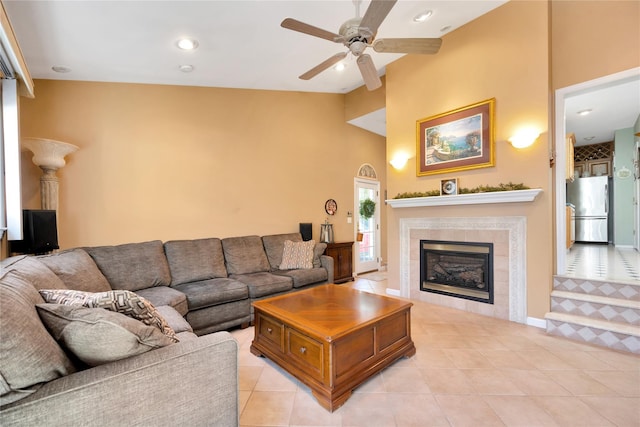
left=551, top=0, right=640, bottom=90
left=344, top=76, right=385, bottom=122
left=384, top=0, right=640, bottom=320
left=385, top=1, right=553, bottom=318
left=19, top=80, right=386, bottom=248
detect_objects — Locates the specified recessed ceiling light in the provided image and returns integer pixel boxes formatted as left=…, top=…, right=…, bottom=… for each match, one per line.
left=584, top=136, right=595, bottom=141
left=334, top=63, right=345, bottom=72
left=413, top=10, right=433, bottom=22
left=177, top=38, right=198, bottom=50
left=51, top=66, right=71, bottom=73
left=577, top=109, right=592, bottom=116
left=440, top=25, right=452, bottom=32
left=179, top=64, right=194, bottom=73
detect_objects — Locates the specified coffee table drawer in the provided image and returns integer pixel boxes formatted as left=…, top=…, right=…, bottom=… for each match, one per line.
left=287, top=329, right=324, bottom=378
left=257, top=314, right=284, bottom=351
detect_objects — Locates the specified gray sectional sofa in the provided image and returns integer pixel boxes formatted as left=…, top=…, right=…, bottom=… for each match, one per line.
left=0, top=232, right=333, bottom=426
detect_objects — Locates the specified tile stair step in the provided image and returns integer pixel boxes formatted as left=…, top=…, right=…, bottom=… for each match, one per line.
left=551, top=290, right=640, bottom=310
left=550, top=290, right=640, bottom=325
left=553, top=275, right=640, bottom=299
left=545, top=312, right=640, bottom=338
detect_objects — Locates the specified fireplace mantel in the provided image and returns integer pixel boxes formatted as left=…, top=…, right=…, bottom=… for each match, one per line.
left=386, top=189, right=542, bottom=208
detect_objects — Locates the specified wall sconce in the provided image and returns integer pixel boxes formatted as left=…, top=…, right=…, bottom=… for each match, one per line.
left=390, top=153, right=410, bottom=170
left=508, top=128, right=540, bottom=149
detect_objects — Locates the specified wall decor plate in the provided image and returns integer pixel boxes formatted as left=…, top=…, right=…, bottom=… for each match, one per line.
left=440, top=178, right=458, bottom=196
left=325, top=199, right=337, bottom=215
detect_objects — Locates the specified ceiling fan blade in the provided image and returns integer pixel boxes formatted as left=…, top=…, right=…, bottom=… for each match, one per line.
left=299, top=52, right=348, bottom=80
left=359, top=0, right=397, bottom=38
left=356, top=54, right=382, bottom=91
left=373, top=38, right=443, bottom=54
left=281, top=18, right=342, bottom=43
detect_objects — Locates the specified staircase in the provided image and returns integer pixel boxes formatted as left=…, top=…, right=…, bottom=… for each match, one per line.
left=545, top=276, right=640, bottom=354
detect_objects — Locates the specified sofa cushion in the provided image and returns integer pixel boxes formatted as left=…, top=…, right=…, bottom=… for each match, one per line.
left=279, top=240, right=315, bottom=270
left=85, top=240, right=171, bottom=291
left=0, top=270, right=75, bottom=405
left=186, top=299, right=251, bottom=336
left=172, top=278, right=248, bottom=310
left=36, top=304, right=174, bottom=367
left=0, top=255, right=67, bottom=290
left=135, top=286, right=188, bottom=316
left=230, top=272, right=292, bottom=298
left=155, top=305, right=193, bottom=334
left=273, top=267, right=328, bottom=288
left=38, top=249, right=112, bottom=293
left=221, top=236, right=270, bottom=275
left=39, top=289, right=178, bottom=342
left=313, top=243, right=327, bottom=268
left=262, top=233, right=302, bottom=270
left=164, top=238, right=228, bottom=286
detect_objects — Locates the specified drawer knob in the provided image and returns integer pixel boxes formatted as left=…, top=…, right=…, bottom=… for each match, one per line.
left=300, top=346, right=307, bottom=354
left=267, top=327, right=273, bottom=334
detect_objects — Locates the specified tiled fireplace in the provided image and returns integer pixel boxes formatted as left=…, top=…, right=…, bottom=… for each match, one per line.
left=398, top=216, right=527, bottom=323
left=420, top=240, right=494, bottom=304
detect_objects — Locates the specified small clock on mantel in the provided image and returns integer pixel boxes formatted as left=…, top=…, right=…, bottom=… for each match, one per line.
left=325, top=199, right=337, bottom=215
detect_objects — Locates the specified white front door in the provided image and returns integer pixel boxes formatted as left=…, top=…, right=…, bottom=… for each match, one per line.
left=354, top=178, right=380, bottom=274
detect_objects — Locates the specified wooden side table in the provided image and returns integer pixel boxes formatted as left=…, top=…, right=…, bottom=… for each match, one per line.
left=325, top=242, right=353, bottom=284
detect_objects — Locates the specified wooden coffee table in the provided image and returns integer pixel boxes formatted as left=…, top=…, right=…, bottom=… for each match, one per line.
left=250, top=284, right=415, bottom=411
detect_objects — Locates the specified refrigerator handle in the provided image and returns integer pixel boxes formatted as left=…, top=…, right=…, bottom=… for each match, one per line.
left=604, top=183, right=608, bottom=214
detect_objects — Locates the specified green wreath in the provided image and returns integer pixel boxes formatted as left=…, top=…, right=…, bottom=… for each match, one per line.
left=359, top=199, right=376, bottom=219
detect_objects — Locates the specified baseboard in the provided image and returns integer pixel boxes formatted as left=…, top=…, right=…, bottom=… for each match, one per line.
left=386, top=288, right=400, bottom=297
left=527, top=316, right=546, bottom=329
left=614, top=244, right=634, bottom=249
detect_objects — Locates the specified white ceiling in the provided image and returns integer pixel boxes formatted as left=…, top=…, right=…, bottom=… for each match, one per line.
left=4, top=1, right=639, bottom=141
left=565, top=75, right=640, bottom=146
left=3, top=0, right=506, bottom=94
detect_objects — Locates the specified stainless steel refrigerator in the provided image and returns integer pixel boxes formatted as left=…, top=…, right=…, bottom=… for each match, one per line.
left=566, top=176, right=609, bottom=243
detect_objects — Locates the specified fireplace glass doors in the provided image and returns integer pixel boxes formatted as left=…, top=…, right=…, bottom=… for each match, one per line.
left=420, top=240, right=493, bottom=304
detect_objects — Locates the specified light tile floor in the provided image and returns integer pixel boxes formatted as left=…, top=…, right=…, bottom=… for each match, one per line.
left=566, top=243, right=640, bottom=282
left=232, top=274, right=640, bottom=427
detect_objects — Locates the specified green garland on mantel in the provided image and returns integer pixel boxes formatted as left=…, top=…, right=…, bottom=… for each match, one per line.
left=394, top=182, right=531, bottom=199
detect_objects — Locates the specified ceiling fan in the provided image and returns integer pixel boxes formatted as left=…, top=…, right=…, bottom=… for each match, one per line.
left=281, top=0, right=442, bottom=91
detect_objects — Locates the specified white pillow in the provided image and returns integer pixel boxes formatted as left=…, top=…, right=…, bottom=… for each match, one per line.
left=279, top=240, right=315, bottom=270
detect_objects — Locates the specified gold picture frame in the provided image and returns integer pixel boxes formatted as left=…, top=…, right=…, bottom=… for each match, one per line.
left=417, top=98, right=495, bottom=176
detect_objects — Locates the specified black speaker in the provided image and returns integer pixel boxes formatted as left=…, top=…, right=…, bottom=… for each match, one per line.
left=10, top=210, right=59, bottom=254
left=299, top=223, right=312, bottom=241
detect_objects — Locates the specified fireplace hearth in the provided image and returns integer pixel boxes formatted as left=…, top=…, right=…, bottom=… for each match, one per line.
left=420, top=240, right=493, bottom=304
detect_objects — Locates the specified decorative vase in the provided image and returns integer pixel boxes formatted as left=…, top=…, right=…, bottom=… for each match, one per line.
left=320, top=223, right=334, bottom=243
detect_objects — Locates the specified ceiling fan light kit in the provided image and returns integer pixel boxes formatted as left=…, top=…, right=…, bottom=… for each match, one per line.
left=281, top=0, right=442, bottom=91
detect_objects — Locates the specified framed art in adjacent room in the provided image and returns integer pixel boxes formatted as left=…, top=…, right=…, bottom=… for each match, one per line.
left=416, top=98, right=495, bottom=176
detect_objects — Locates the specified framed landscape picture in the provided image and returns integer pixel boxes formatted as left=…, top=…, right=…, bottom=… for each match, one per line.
left=416, top=98, right=495, bottom=176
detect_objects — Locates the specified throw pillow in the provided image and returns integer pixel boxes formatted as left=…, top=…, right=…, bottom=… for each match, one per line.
left=39, top=289, right=178, bottom=343
left=279, top=240, right=315, bottom=270
left=36, top=304, right=174, bottom=367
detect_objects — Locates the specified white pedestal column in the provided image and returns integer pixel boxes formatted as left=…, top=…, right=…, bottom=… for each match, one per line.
left=22, top=138, right=79, bottom=211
